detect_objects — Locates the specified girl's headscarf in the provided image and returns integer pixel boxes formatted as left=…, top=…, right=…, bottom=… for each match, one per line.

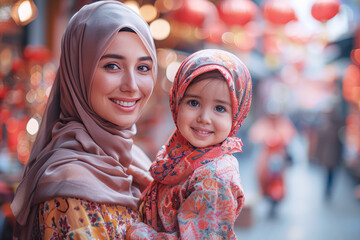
left=11, top=1, right=157, bottom=238
left=142, top=49, right=252, bottom=230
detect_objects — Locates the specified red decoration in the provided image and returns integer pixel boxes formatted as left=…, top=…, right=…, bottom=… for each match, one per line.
left=202, top=21, right=228, bottom=44
left=351, top=49, right=360, bottom=66
left=171, top=0, right=217, bottom=27
left=23, top=45, right=51, bottom=63
left=342, top=65, right=360, bottom=103
left=311, top=0, right=341, bottom=22
left=262, top=0, right=297, bottom=25
left=217, top=0, right=258, bottom=26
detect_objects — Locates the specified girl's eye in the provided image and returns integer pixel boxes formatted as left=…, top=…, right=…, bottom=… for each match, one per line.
left=215, top=105, right=226, bottom=113
left=138, top=65, right=151, bottom=72
left=104, top=63, right=120, bottom=70
left=187, top=100, right=199, bottom=107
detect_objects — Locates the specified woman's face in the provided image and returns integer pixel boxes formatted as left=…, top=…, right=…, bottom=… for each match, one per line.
left=90, top=31, right=154, bottom=128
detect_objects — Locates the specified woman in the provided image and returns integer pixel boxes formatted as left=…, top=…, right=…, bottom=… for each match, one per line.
left=11, top=1, right=157, bottom=239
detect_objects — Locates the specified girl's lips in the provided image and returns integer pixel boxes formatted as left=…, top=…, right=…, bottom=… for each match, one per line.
left=191, top=127, right=213, bottom=137
left=110, top=98, right=140, bottom=112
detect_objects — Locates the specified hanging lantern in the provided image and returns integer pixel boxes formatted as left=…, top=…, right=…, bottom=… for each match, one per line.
left=202, top=20, right=229, bottom=44
left=262, top=0, right=297, bottom=25
left=217, top=0, right=258, bottom=26
left=311, top=0, right=341, bottom=23
left=170, top=0, right=217, bottom=28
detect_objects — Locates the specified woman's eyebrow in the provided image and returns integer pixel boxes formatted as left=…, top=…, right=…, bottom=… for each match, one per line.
left=100, top=54, right=153, bottom=62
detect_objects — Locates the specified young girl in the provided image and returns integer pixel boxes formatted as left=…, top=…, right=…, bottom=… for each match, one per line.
left=127, top=49, right=252, bottom=239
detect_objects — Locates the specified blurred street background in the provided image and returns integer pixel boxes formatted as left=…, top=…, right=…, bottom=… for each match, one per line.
left=0, top=0, right=360, bottom=239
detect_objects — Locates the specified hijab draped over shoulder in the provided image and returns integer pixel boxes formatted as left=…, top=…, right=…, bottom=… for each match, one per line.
left=142, top=49, right=252, bottom=229
left=11, top=0, right=157, bottom=234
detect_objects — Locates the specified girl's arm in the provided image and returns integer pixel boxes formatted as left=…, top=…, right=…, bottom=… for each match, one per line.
left=126, top=176, right=244, bottom=239
left=176, top=177, right=242, bottom=239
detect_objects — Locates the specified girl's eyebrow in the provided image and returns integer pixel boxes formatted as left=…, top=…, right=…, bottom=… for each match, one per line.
left=100, top=54, right=153, bottom=62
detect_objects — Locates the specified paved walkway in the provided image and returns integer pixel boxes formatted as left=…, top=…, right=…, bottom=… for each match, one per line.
left=234, top=135, right=360, bottom=240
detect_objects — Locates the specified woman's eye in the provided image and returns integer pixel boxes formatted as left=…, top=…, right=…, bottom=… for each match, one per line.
left=104, top=63, right=120, bottom=70
left=138, top=65, right=151, bottom=72
left=188, top=100, right=199, bottom=107
left=215, top=105, right=226, bottom=113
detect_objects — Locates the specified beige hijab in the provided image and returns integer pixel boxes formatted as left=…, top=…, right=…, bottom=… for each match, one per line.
left=11, top=0, right=157, bottom=238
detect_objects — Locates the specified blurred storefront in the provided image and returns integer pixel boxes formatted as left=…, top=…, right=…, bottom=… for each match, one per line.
left=0, top=0, right=359, bottom=238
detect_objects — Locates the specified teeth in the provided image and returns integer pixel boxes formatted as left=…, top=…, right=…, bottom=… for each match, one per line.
left=112, top=99, right=136, bottom=107
left=194, top=128, right=210, bottom=134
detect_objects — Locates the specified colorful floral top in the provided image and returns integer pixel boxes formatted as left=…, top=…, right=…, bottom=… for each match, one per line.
left=126, top=153, right=244, bottom=239
left=38, top=197, right=140, bottom=239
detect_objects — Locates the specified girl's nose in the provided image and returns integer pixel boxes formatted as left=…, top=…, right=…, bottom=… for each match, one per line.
left=197, top=109, right=211, bottom=124
left=120, top=70, right=138, bottom=92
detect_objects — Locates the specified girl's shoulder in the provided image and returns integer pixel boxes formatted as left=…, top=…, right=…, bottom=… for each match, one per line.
left=191, top=153, right=240, bottom=184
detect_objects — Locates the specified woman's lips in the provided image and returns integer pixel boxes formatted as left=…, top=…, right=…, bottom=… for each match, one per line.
left=110, top=98, right=139, bottom=112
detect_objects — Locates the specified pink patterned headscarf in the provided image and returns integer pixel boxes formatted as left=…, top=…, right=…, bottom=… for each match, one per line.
left=11, top=1, right=157, bottom=239
left=141, top=49, right=252, bottom=229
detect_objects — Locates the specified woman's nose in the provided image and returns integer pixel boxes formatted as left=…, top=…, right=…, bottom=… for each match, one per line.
left=120, top=70, right=138, bottom=92
left=197, top=109, right=211, bottom=124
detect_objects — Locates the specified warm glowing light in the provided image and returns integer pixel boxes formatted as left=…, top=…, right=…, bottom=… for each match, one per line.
left=166, top=61, right=181, bottom=82
left=222, top=32, right=234, bottom=45
left=155, top=0, right=181, bottom=13
left=157, top=48, right=177, bottom=68
left=18, top=0, right=32, bottom=22
left=124, top=1, right=140, bottom=14
left=139, top=4, right=157, bottom=22
left=150, top=18, right=171, bottom=40
left=26, top=117, right=39, bottom=135
left=11, top=0, right=38, bottom=25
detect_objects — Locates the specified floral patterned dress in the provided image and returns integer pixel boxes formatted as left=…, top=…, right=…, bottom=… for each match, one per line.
left=38, top=197, right=140, bottom=239
left=126, top=153, right=244, bottom=239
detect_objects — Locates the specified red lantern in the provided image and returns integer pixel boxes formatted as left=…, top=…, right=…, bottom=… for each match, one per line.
left=171, top=0, right=217, bottom=27
left=202, top=21, right=229, bottom=44
left=311, top=0, right=341, bottom=23
left=262, top=0, right=297, bottom=25
left=217, top=0, right=258, bottom=26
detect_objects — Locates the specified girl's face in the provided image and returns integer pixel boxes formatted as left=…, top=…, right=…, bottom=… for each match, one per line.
left=177, top=78, right=232, bottom=148
left=90, top=32, right=154, bottom=128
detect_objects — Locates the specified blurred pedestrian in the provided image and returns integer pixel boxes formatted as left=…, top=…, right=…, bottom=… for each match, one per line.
left=249, top=110, right=296, bottom=217
left=314, top=108, right=344, bottom=200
